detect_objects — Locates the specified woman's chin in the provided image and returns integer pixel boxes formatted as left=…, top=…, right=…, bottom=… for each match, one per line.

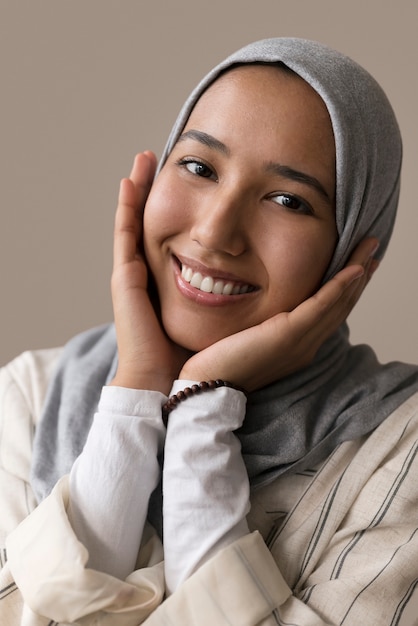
left=164, top=321, right=226, bottom=354
left=168, top=332, right=216, bottom=353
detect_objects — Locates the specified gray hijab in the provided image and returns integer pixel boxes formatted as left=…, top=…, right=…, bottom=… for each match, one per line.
left=31, top=38, right=418, bottom=507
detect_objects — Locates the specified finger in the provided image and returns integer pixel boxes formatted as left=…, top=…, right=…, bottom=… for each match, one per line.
left=113, top=177, right=142, bottom=268
left=129, top=151, right=157, bottom=204
left=333, top=237, right=380, bottom=308
left=314, top=237, right=380, bottom=313
left=142, top=150, right=158, bottom=182
left=303, top=264, right=365, bottom=323
left=114, top=152, right=157, bottom=269
left=286, top=238, right=379, bottom=353
left=129, top=150, right=157, bottom=178
left=273, top=266, right=363, bottom=364
left=345, top=237, right=380, bottom=268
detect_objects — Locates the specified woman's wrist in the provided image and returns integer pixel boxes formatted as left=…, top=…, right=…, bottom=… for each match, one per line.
left=109, top=369, right=173, bottom=396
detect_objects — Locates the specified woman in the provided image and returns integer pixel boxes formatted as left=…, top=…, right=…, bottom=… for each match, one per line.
left=1, top=37, right=418, bottom=625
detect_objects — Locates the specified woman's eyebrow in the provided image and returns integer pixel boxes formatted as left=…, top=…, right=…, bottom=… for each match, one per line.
left=265, top=161, right=332, bottom=203
left=177, top=129, right=230, bottom=156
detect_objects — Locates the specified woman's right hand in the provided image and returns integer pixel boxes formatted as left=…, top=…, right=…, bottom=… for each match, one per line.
left=110, top=152, right=189, bottom=394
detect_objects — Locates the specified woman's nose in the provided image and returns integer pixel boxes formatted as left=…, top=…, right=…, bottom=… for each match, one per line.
left=190, top=189, right=248, bottom=256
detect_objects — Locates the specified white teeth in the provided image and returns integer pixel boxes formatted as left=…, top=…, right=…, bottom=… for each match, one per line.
left=200, top=276, right=214, bottom=293
left=213, top=280, right=224, bottom=294
left=190, top=272, right=203, bottom=288
left=181, top=264, right=251, bottom=296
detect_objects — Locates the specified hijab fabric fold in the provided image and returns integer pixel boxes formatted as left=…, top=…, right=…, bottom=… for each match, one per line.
left=31, top=38, right=418, bottom=504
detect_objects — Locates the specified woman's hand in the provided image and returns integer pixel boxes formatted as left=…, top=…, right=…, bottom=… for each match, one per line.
left=110, top=152, right=189, bottom=394
left=179, top=238, right=379, bottom=392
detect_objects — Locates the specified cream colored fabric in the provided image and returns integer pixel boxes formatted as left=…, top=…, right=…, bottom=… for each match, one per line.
left=1, top=350, right=418, bottom=625
left=0, top=349, right=61, bottom=544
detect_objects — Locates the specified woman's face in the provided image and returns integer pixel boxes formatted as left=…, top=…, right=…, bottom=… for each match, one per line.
left=144, top=65, right=337, bottom=352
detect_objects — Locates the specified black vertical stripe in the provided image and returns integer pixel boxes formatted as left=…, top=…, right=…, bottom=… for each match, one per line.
left=391, top=577, right=418, bottom=626
left=331, top=442, right=418, bottom=580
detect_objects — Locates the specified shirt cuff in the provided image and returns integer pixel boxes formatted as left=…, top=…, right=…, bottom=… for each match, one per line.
left=6, top=476, right=165, bottom=623
left=100, top=385, right=168, bottom=417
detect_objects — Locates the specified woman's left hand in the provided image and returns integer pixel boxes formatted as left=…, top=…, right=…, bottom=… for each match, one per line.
left=179, top=238, right=379, bottom=392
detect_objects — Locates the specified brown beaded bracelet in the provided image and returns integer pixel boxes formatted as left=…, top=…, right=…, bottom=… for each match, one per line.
left=162, top=379, right=245, bottom=425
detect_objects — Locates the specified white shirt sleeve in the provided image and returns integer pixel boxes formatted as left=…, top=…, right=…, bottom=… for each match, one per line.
left=162, top=380, right=250, bottom=594
left=68, top=385, right=166, bottom=580
left=68, top=381, right=250, bottom=592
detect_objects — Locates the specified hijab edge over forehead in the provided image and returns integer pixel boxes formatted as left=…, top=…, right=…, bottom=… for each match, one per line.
left=158, top=37, right=402, bottom=280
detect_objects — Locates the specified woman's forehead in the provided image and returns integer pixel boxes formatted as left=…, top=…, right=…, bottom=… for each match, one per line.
left=193, top=63, right=312, bottom=102
left=183, top=65, right=335, bottom=158
left=186, top=63, right=332, bottom=129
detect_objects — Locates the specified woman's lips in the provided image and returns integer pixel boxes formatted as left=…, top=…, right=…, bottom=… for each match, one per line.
left=173, top=255, right=258, bottom=303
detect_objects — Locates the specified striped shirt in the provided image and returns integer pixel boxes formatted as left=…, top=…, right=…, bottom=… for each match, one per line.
left=1, top=349, right=418, bottom=625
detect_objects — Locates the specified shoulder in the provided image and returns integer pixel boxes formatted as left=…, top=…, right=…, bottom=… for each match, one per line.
left=371, top=389, right=418, bottom=455
left=250, top=391, right=418, bottom=544
left=0, top=348, right=63, bottom=539
left=0, top=348, right=63, bottom=482
left=1, top=347, right=63, bottom=426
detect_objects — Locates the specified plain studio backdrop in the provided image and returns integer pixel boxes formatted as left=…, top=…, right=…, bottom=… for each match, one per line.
left=1, top=0, right=417, bottom=367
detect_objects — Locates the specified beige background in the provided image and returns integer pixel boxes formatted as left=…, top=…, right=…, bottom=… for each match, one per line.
left=1, top=0, right=417, bottom=366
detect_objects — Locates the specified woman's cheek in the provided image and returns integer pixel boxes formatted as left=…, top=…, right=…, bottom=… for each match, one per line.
left=269, top=227, right=335, bottom=304
left=144, top=184, right=171, bottom=236
left=144, top=171, right=192, bottom=241
left=143, top=190, right=166, bottom=274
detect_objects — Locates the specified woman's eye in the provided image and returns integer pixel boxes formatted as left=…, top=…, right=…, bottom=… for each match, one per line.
left=270, top=193, right=312, bottom=215
left=178, top=159, right=216, bottom=180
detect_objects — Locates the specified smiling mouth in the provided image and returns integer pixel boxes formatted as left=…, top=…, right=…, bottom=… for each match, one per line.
left=180, top=262, right=257, bottom=296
